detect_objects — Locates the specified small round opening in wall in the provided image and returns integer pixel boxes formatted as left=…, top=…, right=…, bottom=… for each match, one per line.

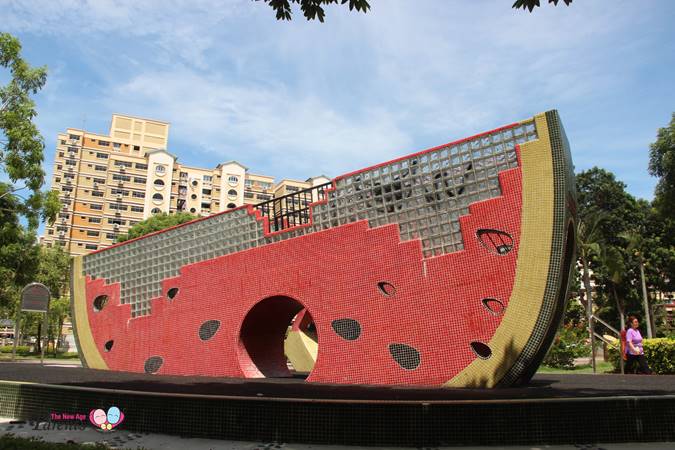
left=153, top=179, right=165, bottom=189
left=191, top=194, right=197, bottom=200
left=227, top=203, right=236, bottom=209
left=190, top=208, right=196, bottom=213
left=470, top=341, right=492, bottom=359
left=377, top=281, right=396, bottom=297
left=93, top=295, right=108, bottom=312
left=154, top=165, right=166, bottom=176
left=228, top=175, right=239, bottom=186
left=151, top=207, right=161, bottom=214
left=104, top=340, right=114, bottom=352
left=191, top=179, right=198, bottom=187
left=227, top=189, right=237, bottom=199
left=167, top=287, right=179, bottom=300
left=152, top=193, right=163, bottom=204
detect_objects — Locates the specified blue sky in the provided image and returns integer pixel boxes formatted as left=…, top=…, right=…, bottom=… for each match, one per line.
left=3, top=0, right=674, bottom=210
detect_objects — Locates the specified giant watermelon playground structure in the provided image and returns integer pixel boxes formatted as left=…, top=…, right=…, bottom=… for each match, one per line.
left=71, top=110, right=577, bottom=388
left=3, top=110, right=674, bottom=447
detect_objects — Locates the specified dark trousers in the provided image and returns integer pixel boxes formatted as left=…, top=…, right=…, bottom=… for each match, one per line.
left=626, top=354, right=651, bottom=374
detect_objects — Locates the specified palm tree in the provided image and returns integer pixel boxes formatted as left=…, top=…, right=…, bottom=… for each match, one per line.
left=619, top=230, right=653, bottom=338
left=576, top=211, right=605, bottom=373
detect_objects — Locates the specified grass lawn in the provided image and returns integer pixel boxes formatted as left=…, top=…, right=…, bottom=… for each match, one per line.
left=537, top=360, right=614, bottom=374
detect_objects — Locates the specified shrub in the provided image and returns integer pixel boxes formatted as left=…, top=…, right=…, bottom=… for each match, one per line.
left=0, top=345, right=31, bottom=355
left=607, top=338, right=675, bottom=374
left=543, top=323, right=590, bottom=369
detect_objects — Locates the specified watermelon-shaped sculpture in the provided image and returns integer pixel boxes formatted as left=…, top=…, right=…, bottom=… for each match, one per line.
left=71, top=110, right=576, bottom=388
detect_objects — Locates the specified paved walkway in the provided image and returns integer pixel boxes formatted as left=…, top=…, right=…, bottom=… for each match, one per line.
left=1, top=418, right=672, bottom=450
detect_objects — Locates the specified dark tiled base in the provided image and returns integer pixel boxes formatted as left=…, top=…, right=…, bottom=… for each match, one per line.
left=1, top=368, right=674, bottom=446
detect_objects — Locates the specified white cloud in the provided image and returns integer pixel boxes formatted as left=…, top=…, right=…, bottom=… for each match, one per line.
left=108, top=69, right=412, bottom=179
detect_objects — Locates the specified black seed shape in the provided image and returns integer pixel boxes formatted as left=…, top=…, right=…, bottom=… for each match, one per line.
left=470, top=341, right=492, bottom=359
left=144, top=356, right=163, bottom=374
left=199, top=320, right=220, bottom=341
left=476, top=229, right=514, bottom=255
left=331, top=319, right=361, bottom=341
left=104, top=340, right=114, bottom=352
left=377, top=282, right=396, bottom=297
left=481, top=298, right=505, bottom=316
left=389, top=343, right=421, bottom=370
left=167, top=287, right=179, bottom=300
left=93, top=295, right=108, bottom=312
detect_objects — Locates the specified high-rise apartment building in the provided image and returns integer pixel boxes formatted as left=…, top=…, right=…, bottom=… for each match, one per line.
left=42, top=114, right=329, bottom=255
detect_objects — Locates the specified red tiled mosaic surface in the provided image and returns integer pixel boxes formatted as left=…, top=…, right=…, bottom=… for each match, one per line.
left=85, top=166, right=522, bottom=386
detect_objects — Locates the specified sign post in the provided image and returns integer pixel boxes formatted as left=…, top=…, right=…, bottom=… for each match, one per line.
left=12, top=283, right=51, bottom=364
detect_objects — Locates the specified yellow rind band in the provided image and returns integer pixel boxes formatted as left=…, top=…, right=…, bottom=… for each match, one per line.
left=72, top=256, right=108, bottom=370
left=446, top=113, right=554, bottom=388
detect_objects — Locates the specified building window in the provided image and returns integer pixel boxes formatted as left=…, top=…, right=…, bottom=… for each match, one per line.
left=133, top=177, right=146, bottom=184
left=287, top=186, right=300, bottom=192
left=58, top=152, right=64, bottom=157
left=227, top=203, right=237, bottom=209
left=65, top=159, right=77, bottom=166
left=69, top=134, right=79, bottom=141
left=151, top=207, right=161, bottom=214
left=190, top=194, right=197, bottom=200
left=111, top=189, right=129, bottom=196
left=257, top=194, right=271, bottom=201
left=90, top=204, right=103, bottom=210
left=109, top=203, right=128, bottom=211
left=98, top=140, right=109, bottom=146
left=203, top=175, right=213, bottom=182
left=154, top=165, right=166, bottom=175
left=88, top=217, right=102, bottom=224
left=93, top=177, right=105, bottom=184
left=61, top=186, right=73, bottom=192
left=136, top=163, right=148, bottom=170
left=96, top=152, right=109, bottom=159
left=113, top=142, right=121, bottom=149
left=91, top=191, right=104, bottom=197
left=85, top=244, right=98, bottom=250
left=132, top=191, right=145, bottom=198
left=64, top=173, right=75, bottom=179
left=106, top=233, right=116, bottom=240
left=244, top=192, right=254, bottom=199
left=133, top=145, right=140, bottom=151
left=86, top=230, right=100, bottom=237
left=113, top=174, right=131, bottom=182
left=58, top=213, right=69, bottom=219
left=180, top=172, right=188, bottom=178
left=152, top=193, right=163, bottom=203
left=108, top=218, right=125, bottom=225
left=189, top=207, right=196, bottom=213
left=227, top=175, right=239, bottom=186
left=130, top=205, right=144, bottom=213
left=153, top=179, right=165, bottom=188
left=227, top=189, right=237, bottom=198
left=94, top=165, right=107, bottom=171
left=114, top=160, right=133, bottom=168
left=202, top=189, right=211, bottom=196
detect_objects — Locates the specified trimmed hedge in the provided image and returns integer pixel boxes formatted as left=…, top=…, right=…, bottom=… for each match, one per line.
left=0, top=345, right=31, bottom=355
left=607, top=338, right=675, bottom=374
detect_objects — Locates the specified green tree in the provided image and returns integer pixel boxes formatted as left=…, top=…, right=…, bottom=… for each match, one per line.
left=257, top=0, right=370, bottom=22
left=116, top=212, right=196, bottom=242
left=513, top=0, right=572, bottom=12
left=648, top=113, right=675, bottom=221
left=576, top=209, right=605, bottom=372
left=1, top=32, right=60, bottom=229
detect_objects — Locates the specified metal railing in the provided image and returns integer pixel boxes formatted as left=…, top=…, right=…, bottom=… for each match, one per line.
left=254, top=182, right=331, bottom=233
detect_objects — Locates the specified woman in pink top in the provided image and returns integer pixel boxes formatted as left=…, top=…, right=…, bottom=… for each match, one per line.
left=625, top=316, right=652, bottom=374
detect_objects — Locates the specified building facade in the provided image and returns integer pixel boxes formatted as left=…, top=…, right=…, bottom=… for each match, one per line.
left=42, top=114, right=329, bottom=255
